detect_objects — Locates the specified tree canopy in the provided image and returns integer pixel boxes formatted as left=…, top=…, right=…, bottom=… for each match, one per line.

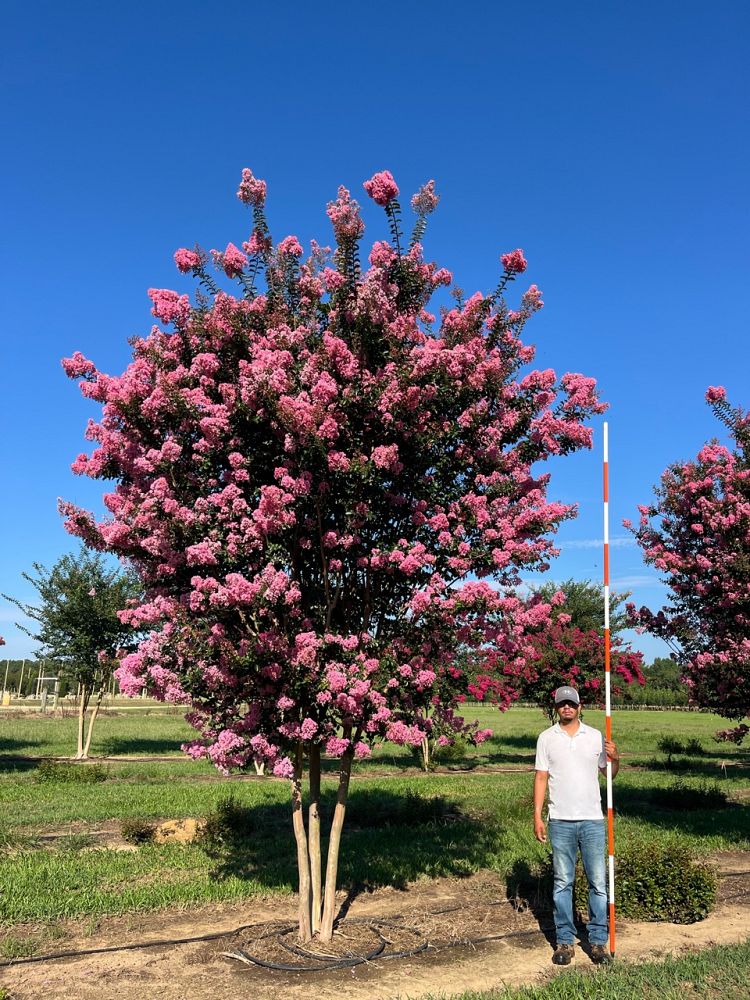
left=627, top=389, right=750, bottom=725
left=60, top=168, right=606, bottom=938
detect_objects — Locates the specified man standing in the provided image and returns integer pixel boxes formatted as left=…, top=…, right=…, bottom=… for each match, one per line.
left=533, top=685, right=619, bottom=965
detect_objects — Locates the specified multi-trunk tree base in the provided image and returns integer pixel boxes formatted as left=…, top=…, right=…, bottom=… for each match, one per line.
left=291, top=741, right=353, bottom=942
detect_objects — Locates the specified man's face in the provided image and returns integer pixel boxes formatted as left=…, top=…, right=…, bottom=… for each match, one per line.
left=556, top=699, right=580, bottom=722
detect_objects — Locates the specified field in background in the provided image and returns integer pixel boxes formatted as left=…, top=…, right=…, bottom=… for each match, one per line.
left=0, top=705, right=748, bottom=926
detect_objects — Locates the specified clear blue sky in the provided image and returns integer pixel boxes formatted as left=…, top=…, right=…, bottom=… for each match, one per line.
left=2, top=1, right=748, bottom=663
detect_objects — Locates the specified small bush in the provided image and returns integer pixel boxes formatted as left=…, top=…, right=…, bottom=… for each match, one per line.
left=120, top=818, right=156, bottom=845
left=34, top=760, right=109, bottom=784
left=200, top=795, right=255, bottom=850
left=409, top=735, right=469, bottom=770
left=518, top=839, right=717, bottom=924
left=616, top=840, right=717, bottom=923
left=657, top=736, right=705, bottom=761
left=433, top=736, right=469, bottom=764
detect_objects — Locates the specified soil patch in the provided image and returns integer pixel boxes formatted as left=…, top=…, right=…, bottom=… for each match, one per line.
left=3, top=864, right=750, bottom=1000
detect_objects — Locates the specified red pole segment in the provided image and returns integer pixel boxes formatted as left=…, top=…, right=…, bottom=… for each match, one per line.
left=603, top=422, right=616, bottom=956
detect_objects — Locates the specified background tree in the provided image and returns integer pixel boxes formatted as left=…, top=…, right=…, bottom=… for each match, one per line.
left=627, top=389, right=750, bottom=738
left=479, top=579, right=644, bottom=719
left=644, top=656, right=685, bottom=692
left=60, top=168, right=605, bottom=941
left=534, top=578, right=628, bottom=634
left=2, top=548, right=141, bottom=757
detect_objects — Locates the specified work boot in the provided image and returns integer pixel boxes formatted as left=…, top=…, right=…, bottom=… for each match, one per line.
left=590, top=943, right=613, bottom=964
left=552, top=943, right=574, bottom=965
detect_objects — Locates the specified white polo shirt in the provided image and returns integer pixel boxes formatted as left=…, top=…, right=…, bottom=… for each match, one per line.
left=535, top=721, right=607, bottom=820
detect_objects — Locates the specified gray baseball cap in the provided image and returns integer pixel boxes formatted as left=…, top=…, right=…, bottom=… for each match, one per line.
left=553, top=685, right=580, bottom=705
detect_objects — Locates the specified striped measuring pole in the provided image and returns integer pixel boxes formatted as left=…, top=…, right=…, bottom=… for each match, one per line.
left=603, top=421, right=616, bottom=956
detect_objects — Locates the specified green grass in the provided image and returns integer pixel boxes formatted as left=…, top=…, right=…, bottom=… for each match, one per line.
left=3, top=705, right=748, bottom=765
left=423, top=938, right=750, bottom=999
left=0, top=706, right=747, bottom=926
left=1, top=767, right=748, bottom=924
left=0, top=708, right=193, bottom=758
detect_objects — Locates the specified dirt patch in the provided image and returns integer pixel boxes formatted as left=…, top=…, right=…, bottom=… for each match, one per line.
left=3, top=865, right=750, bottom=1000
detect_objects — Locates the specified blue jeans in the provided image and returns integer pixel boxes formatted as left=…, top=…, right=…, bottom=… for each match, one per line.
left=548, top=819, right=608, bottom=946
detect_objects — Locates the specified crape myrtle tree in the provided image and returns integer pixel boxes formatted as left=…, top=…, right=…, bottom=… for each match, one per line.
left=2, top=548, right=141, bottom=757
left=60, top=168, right=605, bottom=941
left=473, top=579, right=644, bottom=720
left=626, top=389, right=750, bottom=742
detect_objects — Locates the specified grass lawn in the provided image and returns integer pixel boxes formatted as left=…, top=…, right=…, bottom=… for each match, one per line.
left=0, top=706, right=747, bottom=925
left=2, top=704, right=747, bottom=764
left=432, top=939, right=750, bottom=999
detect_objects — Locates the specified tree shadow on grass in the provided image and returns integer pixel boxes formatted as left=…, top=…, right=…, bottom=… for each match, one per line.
left=0, top=739, right=42, bottom=773
left=96, top=737, right=184, bottom=756
left=635, top=757, right=750, bottom=779
left=199, top=788, right=506, bottom=901
left=487, top=734, right=538, bottom=751
left=614, top=785, right=750, bottom=841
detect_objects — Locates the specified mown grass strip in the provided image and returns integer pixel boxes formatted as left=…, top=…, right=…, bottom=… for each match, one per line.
left=423, top=938, right=750, bottom=999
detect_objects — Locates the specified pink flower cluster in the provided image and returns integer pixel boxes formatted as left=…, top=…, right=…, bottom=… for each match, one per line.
left=237, top=168, right=267, bottom=207
left=363, top=170, right=399, bottom=207
left=212, top=243, right=248, bottom=278
left=327, top=187, right=365, bottom=246
left=501, top=249, right=528, bottom=274
left=411, top=180, right=439, bottom=217
left=174, top=248, right=201, bottom=273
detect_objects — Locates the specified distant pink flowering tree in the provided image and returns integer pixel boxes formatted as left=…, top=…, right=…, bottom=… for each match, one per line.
left=504, top=618, right=645, bottom=721
left=626, top=390, right=750, bottom=736
left=61, top=168, right=605, bottom=941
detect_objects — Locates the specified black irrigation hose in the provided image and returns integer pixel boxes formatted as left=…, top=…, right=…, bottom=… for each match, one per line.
left=223, top=917, right=430, bottom=972
left=0, top=922, right=264, bottom=969
left=3, top=870, right=750, bottom=972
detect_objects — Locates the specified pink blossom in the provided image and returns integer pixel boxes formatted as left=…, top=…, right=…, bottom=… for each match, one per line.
left=500, top=249, right=527, bottom=274
left=273, top=757, right=295, bottom=778
left=327, top=186, right=365, bottom=242
left=62, top=352, right=97, bottom=379
left=220, top=243, right=248, bottom=277
left=300, top=718, right=318, bottom=740
left=369, top=241, right=396, bottom=268
left=432, top=268, right=452, bottom=287
left=370, top=444, right=401, bottom=471
left=521, top=284, right=544, bottom=312
left=363, top=170, right=399, bottom=207
left=174, top=248, right=201, bottom=273
left=243, top=230, right=270, bottom=257
left=411, top=180, right=439, bottom=216
left=237, top=167, right=267, bottom=207
left=147, top=289, right=191, bottom=327
left=325, top=736, right=351, bottom=757
left=278, top=235, right=303, bottom=258
left=706, top=385, right=727, bottom=403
